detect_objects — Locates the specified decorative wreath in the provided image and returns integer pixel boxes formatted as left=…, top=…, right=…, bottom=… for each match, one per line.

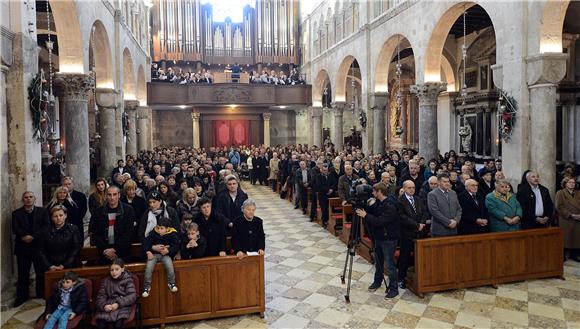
left=498, top=89, right=517, bottom=142
left=28, top=71, right=51, bottom=142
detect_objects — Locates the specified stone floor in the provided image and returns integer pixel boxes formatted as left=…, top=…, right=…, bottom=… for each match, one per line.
left=2, top=182, right=580, bottom=328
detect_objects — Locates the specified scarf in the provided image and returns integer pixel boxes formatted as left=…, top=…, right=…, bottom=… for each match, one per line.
left=492, top=190, right=512, bottom=203
left=145, top=203, right=169, bottom=237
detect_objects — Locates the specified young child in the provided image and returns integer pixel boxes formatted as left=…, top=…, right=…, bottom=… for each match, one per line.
left=94, top=258, right=137, bottom=329
left=43, top=271, right=88, bottom=329
left=179, top=223, right=207, bottom=260
left=179, top=212, right=194, bottom=235
left=142, top=217, right=180, bottom=297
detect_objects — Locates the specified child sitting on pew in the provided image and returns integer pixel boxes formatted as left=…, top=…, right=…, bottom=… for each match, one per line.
left=142, top=217, right=180, bottom=297
left=178, top=223, right=207, bottom=259
left=42, top=271, right=88, bottom=329
left=94, top=258, right=137, bottom=329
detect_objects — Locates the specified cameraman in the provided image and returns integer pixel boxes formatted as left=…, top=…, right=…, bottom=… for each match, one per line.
left=355, top=182, right=400, bottom=298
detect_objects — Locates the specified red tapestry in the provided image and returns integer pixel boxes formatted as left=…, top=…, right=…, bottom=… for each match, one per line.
left=212, top=120, right=249, bottom=147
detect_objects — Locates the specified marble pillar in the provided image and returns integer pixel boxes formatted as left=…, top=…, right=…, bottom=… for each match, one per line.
left=95, top=89, right=118, bottom=177
left=565, top=105, right=575, bottom=162
left=332, top=102, right=346, bottom=150
left=192, top=112, right=200, bottom=148
left=410, top=82, right=446, bottom=162
left=263, top=112, right=272, bottom=147
left=371, top=92, right=388, bottom=154
left=526, top=53, right=568, bottom=196
left=311, top=107, right=323, bottom=147
left=124, top=100, right=139, bottom=157
left=54, top=73, right=95, bottom=195
left=137, top=106, right=150, bottom=151
left=576, top=104, right=580, bottom=164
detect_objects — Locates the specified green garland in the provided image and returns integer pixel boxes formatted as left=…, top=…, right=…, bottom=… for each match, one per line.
left=28, top=72, right=46, bottom=142
left=498, top=89, right=517, bottom=142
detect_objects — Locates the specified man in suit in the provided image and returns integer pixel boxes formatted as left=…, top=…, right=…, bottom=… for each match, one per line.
left=111, top=159, right=126, bottom=182
left=337, top=164, right=359, bottom=206
left=295, top=161, right=311, bottom=214
left=397, top=180, right=428, bottom=289
left=458, top=179, right=489, bottom=235
left=516, top=171, right=554, bottom=229
left=12, top=191, right=50, bottom=306
left=315, top=164, right=337, bottom=227
left=308, top=161, right=323, bottom=221
left=213, top=175, right=249, bottom=228
left=62, top=176, right=88, bottom=243
left=427, top=173, right=462, bottom=237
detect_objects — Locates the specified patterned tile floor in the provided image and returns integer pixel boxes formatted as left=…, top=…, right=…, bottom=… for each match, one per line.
left=3, top=182, right=580, bottom=328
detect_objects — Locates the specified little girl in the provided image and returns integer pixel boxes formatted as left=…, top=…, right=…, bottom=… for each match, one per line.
left=94, top=259, right=137, bottom=329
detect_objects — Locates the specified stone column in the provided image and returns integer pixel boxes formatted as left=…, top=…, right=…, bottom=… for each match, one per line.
left=576, top=104, right=580, bottom=165
left=310, top=106, right=323, bottom=147
left=191, top=112, right=200, bottom=148
left=410, top=82, right=446, bottom=162
left=54, top=73, right=95, bottom=195
left=371, top=92, right=388, bottom=154
left=124, top=100, right=139, bottom=157
left=332, top=102, right=346, bottom=150
left=263, top=112, right=272, bottom=147
left=95, top=88, right=118, bottom=177
left=526, top=53, right=568, bottom=196
left=136, top=106, right=150, bottom=151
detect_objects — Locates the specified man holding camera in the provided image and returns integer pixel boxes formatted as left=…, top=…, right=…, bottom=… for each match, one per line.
left=355, top=183, right=400, bottom=298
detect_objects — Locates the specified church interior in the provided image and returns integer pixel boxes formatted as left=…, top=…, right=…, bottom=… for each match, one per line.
left=1, top=0, right=580, bottom=328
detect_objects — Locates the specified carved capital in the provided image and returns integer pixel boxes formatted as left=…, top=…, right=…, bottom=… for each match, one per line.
left=371, top=92, right=389, bottom=111
left=526, top=53, right=568, bottom=86
left=263, top=112, right=272, bottom=121
left=191, top=112, right=201, bottom=121
left=310, top=106, right=323, bottom=118
left=95, top=88, right=118, bottom=109
left=54, top=72, right=94, bottom=101
left=124, top=100, right=140, bottom=110
left=332, top=101, right=347, bottom=114
left=137, top=106, right=150, bottom=119
left=410, top=82, right=447, bottom=106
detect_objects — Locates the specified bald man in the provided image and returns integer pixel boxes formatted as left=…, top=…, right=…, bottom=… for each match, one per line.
left=457, top=179, right=489, bottom=235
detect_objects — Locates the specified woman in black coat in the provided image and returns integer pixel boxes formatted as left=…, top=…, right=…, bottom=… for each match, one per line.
left=46, top=186, right=82, bottom=242
left=194, top=198, right=227, bottom=257
left=231, top=199, right=265, bottom=258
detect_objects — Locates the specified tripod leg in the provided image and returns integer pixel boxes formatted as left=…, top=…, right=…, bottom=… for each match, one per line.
left=345, top=244, right=355, bottom=303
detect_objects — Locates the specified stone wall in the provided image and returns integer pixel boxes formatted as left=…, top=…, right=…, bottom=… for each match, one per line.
left=270, top=110, right=296, bottom=146
left=152, top=110, right=193, bottom=147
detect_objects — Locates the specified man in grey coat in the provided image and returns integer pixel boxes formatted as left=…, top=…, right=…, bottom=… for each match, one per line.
left=427, top=173, right=462, bottom=237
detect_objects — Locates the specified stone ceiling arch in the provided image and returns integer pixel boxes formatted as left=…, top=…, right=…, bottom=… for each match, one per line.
left=90, top=20, right=114, bottom=88
left=313, top=69, right=331, bottom=107
left=49, top=1, right=84, bottom=73
left=123, top=48, right=137, bottom=100
left=374, top=34, right=415, bottom=93
left=137, top=64, right=147, bottom=105
left=335, top=55, right=362, bottom=102
left=539, top=0, right=571, bottom=53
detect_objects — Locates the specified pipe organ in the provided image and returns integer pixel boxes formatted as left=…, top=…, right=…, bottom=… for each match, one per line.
left=152, top=0, right=299, bottom=65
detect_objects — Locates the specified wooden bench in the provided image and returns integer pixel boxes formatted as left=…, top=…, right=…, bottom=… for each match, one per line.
left=406, top=227, right=564, bottom=298
left=44, top=255, right=265, bottom=328
left=339, top=205, right=353, bottom=244
left=326, top=198, right=343, bottom=236
left=81, top=244, right=144, bottom=264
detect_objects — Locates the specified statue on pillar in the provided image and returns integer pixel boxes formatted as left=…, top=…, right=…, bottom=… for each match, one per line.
left=458, top=122, right=473, bottom=154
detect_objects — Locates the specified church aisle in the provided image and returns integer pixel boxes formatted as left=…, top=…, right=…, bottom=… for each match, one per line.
left=2, top=182, right=580, bottom=329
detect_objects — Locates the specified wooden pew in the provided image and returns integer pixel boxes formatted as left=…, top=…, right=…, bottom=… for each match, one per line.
left=406, top=227, right=564, bottom=298
left=339, top=205, right=353, bottom=244
left=80, top=244, right=144, bottom=264
left=45, top=255, right=265, bottom=328
left=326, top=198, right=343, bottom=236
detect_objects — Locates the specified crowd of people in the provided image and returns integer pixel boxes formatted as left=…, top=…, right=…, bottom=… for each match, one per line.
left=14, top=143, right=580, bottom=322
left=151, top=64, right=214, bottom=84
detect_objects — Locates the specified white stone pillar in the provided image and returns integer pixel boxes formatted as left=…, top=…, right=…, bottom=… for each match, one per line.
left=192, top=112, right=200, bottom=148
left=411, top=82, right=446, bottom=162
left=54, top=73, right=95, bottom=195
left=371, top=92, right=388, bottom=154
left=95, top=88, right=118, bottom=177
left=310, top=106, right=323, bottom=147
left=332, top=101, right=346, bottom=150
left=566, top=105, right=575, bottom=162
left=124, top=100, right=139, bottom=157
left=576, top=104, right=580, bottom=165
left=526, top=53, right=568, bottom=196
left=136, top=106, right=150, bottom=151
left=263, top=112, right=272, bottom=147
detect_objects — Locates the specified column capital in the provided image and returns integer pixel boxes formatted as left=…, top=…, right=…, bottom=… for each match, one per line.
left=310, top=106, right=323, bottom=117
left=54, top=72, right=94, bottom=101
left=371, top=92, right=389, bottom=111
left=124, top=99, right=140, bottom=110
left=332, top=101, right=346, bottom=115
left=95, top=88, right=119, bottom=108
left=136, top=106, right=150, bottom=118
left=263, top=112, right=272, bottom=121
left=526, top=53, right=568, bottom=86
left=191, top=112, right=200, bottom=120
left=410, top=82, right=447, bottom=106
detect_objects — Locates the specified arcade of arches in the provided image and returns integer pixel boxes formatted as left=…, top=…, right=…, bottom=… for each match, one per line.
left=1, top=0, right=580, bottom=328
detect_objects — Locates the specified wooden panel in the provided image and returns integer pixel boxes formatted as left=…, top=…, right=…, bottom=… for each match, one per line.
left=214, top=261, right=261, bottom=310
left=493, top=235, right=527, bottom=279
left=166, top=265, right=212, bottom=315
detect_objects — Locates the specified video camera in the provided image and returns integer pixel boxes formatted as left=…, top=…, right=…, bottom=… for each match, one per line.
left=350, top=178, right=373, bottom=209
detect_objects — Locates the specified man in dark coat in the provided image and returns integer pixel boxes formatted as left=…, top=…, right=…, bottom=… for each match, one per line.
left=12, top=191, right=50, bottom=306
left=89, top=186, right=136, bottom=264
left=398, top=160, right=424, bottom=189
left=458, top=179, right=489, bottom=235
left=254, top=153, right=268, bottom=185
left=62, top=176, right=88, bottom=243
left=314, top=164, right=337, bottom=227
left=110, top=159, right=127, bottom=182
left=295, top=161, right=312, bottom=214
left=308, top=162, right=322, bottom=221
left=45, top=157, right=62, bottom=184
left=231, top=200, right=266, bottom=256
left=213, top=175, right=248, bottom=228
left=195, top=198, right=227, bottom=256
left=397, top=181, right=428, bottom=289
left=516, top=171, right=554, bottom=229
left=337, top=164, right=359, bottom=206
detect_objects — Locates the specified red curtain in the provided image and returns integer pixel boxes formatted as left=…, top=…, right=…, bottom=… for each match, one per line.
left=212, top=120, right=250, bottom=147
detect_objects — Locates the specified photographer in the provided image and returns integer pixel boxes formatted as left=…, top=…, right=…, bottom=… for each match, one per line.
left=355, top=183, right=400, bottom=298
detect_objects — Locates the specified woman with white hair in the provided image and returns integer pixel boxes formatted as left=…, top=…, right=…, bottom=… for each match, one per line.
left=231, top=199, right=265, bottom=259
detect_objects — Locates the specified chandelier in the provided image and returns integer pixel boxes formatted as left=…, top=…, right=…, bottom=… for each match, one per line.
left=394, top=36, right=403, bottom=136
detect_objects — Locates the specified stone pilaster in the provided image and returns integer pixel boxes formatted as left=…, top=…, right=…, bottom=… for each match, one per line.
left=371, top=92, right=388, bottom=154
left=124, top=100, right=139, bottom=157
left=526, top=53, right=568, bottom=196
left=192, top=112, right=200, bottom=148
left=263, top=112, right=272, bottom=147
left=410, top=82, right=446, bottom=162
left=310, top=106, right=323, bottom=147
left=95, top=88, right=118, bottom=177
left=332, top=101, right=346, bottom=150
left=54, top=72, right=95, bottom=195
left=136, top=106, right=151, bottom=151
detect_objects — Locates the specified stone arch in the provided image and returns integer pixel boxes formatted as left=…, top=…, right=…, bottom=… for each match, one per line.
left=423, top=2, right=497, bottom=82
left=539, top=0, right=571, bottom=53
left=89, top=20, right=114, bottom=88
left=441, top=52, right=456, bottom=91
left=374, top=34, right=415, bottom=92
left=49, top=1, right=84, bottom=72
left=137, top=65, right=147, bottom=105
left=313, top=69, right=331, bottom=107
left=335, top=55, right=362, bottom=102
left=123, top=48, right=137, bottom=100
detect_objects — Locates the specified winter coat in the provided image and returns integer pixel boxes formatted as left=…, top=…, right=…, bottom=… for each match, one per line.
left=555, top=189, right=580, bottom=249
left=44, top=278, right=89, bottom=316
left=143, top=227, right=180, bottom=258
left=89, top=203, right=135, bottom=260
left=213, top=188, right=248, bottom=225
left=95, top=270, right=137, bottom=322
left=37, top=222, right=82, bottom=270
left=486, top=191, right=523, bottom=232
